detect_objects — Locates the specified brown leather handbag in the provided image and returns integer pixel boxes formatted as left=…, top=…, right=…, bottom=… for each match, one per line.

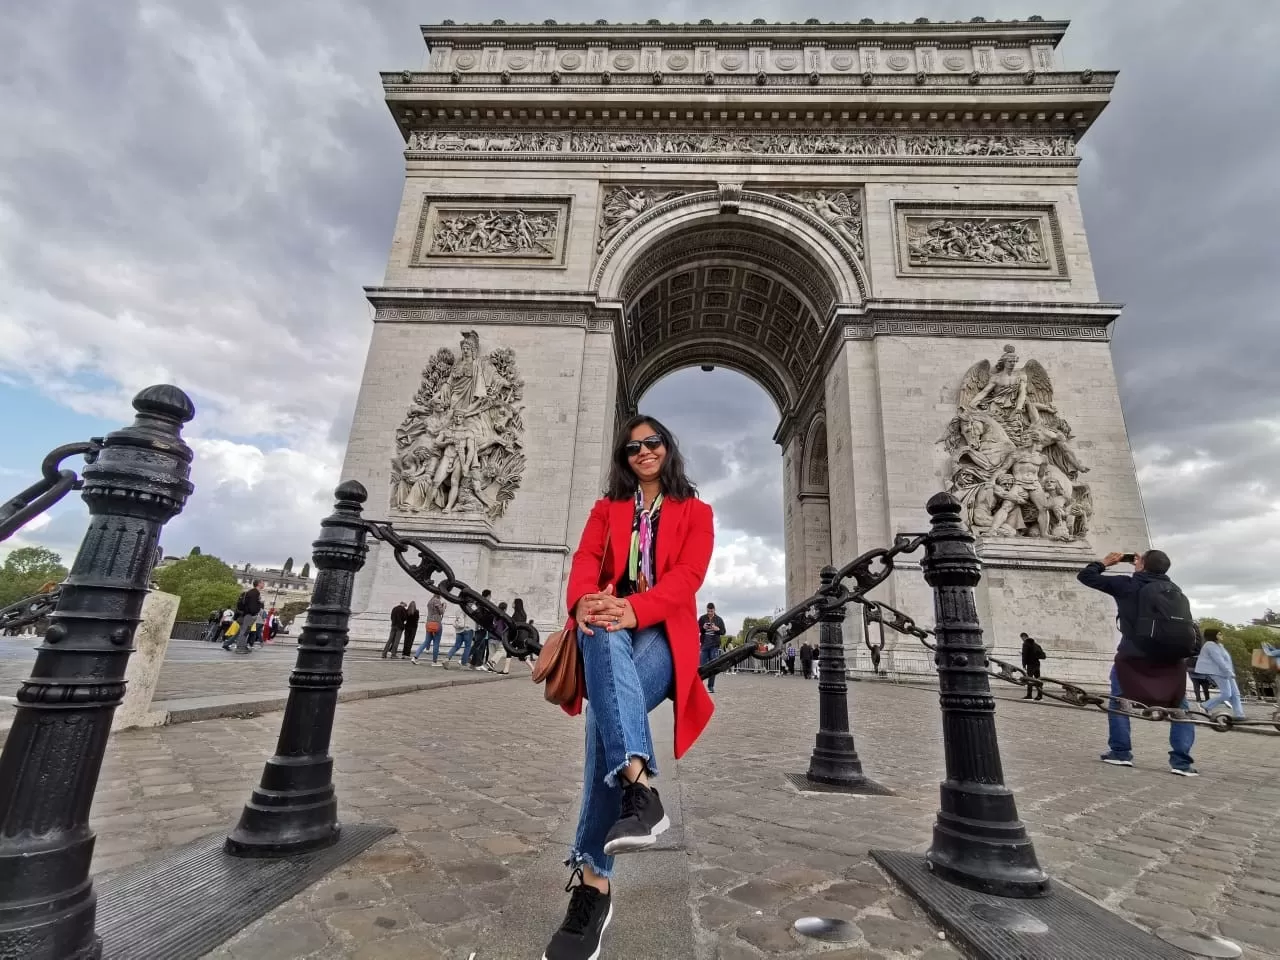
left=532, top=532, right=609, bottom=705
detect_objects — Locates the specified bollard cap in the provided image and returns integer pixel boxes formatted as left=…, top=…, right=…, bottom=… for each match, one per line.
left=926, top=491, right=961, bottom=517
left=335, top=480, right=368, bottom=504
left=133, top=384, right=195, bottom=424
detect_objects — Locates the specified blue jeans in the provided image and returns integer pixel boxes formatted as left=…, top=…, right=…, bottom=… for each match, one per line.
left=700, top=643, right=720, bottom=692
left=413, top=627, right=442, bottom=661
left=445, top=629, right=473, bottom=663
left=570, top=625, right=674, bottom=879
left=1204, top=675, right=1245, bottom=718
left=1107, top=665, right=1195, bottom=770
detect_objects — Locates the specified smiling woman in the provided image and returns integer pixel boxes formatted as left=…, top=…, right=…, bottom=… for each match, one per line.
left=541, top=415, right=714, bottom=960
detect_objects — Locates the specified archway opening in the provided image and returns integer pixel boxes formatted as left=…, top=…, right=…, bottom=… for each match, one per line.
left=637, top=366, right=787, bottom=645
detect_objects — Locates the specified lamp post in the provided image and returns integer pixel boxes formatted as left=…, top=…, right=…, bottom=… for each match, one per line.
left=0, top=386, right=195, bottom=960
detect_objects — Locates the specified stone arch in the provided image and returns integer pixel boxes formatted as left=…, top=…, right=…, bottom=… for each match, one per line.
left=801, top=415, right=829, bottom=496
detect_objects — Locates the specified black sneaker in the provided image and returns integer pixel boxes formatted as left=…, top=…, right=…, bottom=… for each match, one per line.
left=603, top=780, right=670, bottom=855
left=543, top=870, right=612, bottom=960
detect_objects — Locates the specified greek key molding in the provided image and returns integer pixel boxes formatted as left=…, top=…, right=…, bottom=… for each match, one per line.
left=374, top=305, right=591, bottom=328
left=843, top=320, right=1110, bottom=341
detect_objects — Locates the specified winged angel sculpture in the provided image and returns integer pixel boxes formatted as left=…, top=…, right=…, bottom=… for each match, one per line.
left=780, top=191, right=864, bottom=258
left=390, top=331, right=526, bottom=521
left=940, top=345, right=1092, bottom=542
left=598, top=187, right=684, bottom=252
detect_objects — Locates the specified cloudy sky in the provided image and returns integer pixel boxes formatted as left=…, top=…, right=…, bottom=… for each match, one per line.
left=1, top=0, right=1276, bottom=632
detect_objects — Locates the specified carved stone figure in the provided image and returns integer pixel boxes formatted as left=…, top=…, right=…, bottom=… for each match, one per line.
left=940, top=345, right=1091, bottom=542
left=598, top=187, right=686, bottom=251
left=391, top=332, right=526, bottom=520
left=408, top=129, right=1074, bottom=159
left=779, top=190, right=864, bottom=258
left=429, top=209, right=558, bottom=258
left=907, top=217, right=1046, bottom=265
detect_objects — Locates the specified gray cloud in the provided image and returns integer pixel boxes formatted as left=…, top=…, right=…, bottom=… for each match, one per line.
left=2, top=0, right=1277, bottom=628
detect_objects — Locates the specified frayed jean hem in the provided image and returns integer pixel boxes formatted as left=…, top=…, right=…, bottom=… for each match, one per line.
left=566, top=851, right=612, bottom=879
left=603, top=752, right=656, bottom=790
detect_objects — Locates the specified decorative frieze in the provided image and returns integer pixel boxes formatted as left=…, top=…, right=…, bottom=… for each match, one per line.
left=843, top=321, right=1109, bottom=341
left=391, top=330, right=526, bottom=521
left=413, top=197, right=570, bottom=266
left=407, top=129, right=1074, bottom=161
left=893, top=203, right=1065, bottom=279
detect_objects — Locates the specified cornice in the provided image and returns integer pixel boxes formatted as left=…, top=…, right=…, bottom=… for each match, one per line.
left=419, top=19, right=1071, bottom=47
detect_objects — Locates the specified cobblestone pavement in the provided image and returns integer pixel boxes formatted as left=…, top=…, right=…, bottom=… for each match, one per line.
left=70, top=672, right=1280, bottom=959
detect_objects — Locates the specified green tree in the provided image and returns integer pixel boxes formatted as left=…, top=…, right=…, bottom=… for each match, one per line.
left=154, top=553, right=242, bottom=620
left=277, top=600, right=310, bottom=627
left=737, top=616, right=773, bottom=649
left=0, top=546, right=69, bottom=606
left=188, top=546, right=202, bottom=557
left=299, top=562, right=311, bottom=579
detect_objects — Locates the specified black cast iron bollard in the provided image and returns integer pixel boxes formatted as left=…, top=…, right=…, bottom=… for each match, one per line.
left=806, top=566, right=880, bottom=791
left=0, top=385, right=195, bottom=960
left=920, top=491, right=1049, bottom=897
left=226, top=480, right=370, bottom=857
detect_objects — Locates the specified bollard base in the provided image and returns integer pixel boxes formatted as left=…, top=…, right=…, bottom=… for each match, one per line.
left=96, top=823, right=394, bottom=960
left=785, top=772, right=893, bottom=796
left=871, top=850, right=1187, bottom=960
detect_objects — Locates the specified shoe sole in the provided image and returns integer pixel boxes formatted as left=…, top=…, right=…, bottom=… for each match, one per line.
left=603, top=814, right=671, bottom=855
left=542, top=901, right=612, bottom=960
left=1170, top=769, right=1199, bottom=777
left=1100, top=759, right=1133, bottom=766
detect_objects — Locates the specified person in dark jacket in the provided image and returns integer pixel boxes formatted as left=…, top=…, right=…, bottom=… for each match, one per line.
left=1019, top=632, right=1046, bottom=701
left=798, top=641, right=815, bottom=680
left=1077, top=550, right=1197, bottom=776
left=401, top=601, right=420, bottom=659
left=224, top=580, right=263, bottom=655
left=382, top=601, right=408, bottom=659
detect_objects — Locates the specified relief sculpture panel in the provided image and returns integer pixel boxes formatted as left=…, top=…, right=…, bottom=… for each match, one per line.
left=391, top=331, right=526, bottom=521
left=940, top=345, right=1092, bottom=543
left=413, top=198, right=569, bottom=266
left=894, top=204, right=1063, bottom=278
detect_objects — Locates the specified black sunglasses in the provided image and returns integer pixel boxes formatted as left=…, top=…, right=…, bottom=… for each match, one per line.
left=624, top=435, right=664, bottom=456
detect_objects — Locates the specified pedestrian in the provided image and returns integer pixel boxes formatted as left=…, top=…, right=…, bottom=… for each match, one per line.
left=249, top=608, right=267, bottom=647
left=1020, top=632, right=1046, bottom=700
left=382, top=601, right=407, bottom=659
left=799, top=641, right=814, bottom=679
left=541, top=415, right=713, bottom=960
left=201, top=609, right=222, bottom=643
left=785, top=643, right=797, bottom=675
left=219, top=606, right=235, bottom=642
left=401, top=600, right=420, bottom=659
left=1197, top=628, right=1246, bottom=720
left=223, top=579, right=264, bottom=655
left=485, top=601, right=512, bottom=673
left=411, top=595, right=444, bottom=664
left=469, top=589, right=492, bottom=668
left=442, top=609, right=473, bottom=666
left=1078, top=550, right=1200, bottom=776
left=698, top=603, right=726, bottom=694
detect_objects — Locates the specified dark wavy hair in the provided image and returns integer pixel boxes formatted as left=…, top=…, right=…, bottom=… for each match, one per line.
left=605, top=415, right=698, bottom=501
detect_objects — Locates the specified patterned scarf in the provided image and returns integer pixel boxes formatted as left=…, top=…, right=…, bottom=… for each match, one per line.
left=627, top=489, right=663, bottom=593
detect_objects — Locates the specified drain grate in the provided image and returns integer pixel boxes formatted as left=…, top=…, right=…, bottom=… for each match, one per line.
left=98, top=823, right=395, bottom=960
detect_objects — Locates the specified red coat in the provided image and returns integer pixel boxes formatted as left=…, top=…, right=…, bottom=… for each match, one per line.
left=561, top=495, right=716, bottom=758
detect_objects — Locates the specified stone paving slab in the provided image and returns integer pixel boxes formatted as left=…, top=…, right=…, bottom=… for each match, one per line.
left=63, top=672, right=1280, bottom=959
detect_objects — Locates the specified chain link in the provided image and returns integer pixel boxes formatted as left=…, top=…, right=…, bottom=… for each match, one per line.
left=0, top=441, right=103, bottom=543
left=0, top=587, right=61, bottom=634
left=861, top=597, right=1280, bottom=736
left=359, top=520, right=541, bottom=660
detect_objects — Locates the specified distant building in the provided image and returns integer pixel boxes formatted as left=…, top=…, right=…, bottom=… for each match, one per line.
left=231, top=562, right=312, bottom=605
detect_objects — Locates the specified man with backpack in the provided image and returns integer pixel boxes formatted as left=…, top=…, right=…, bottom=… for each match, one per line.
left=1078, top=550, right=1199, bottom=776
left=1019, top=632, right=1046, bottom=701
left=223, top=579, right=264, bottom=656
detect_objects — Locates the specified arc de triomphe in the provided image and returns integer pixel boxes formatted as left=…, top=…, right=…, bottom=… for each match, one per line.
left=341, top=17, right=1144, bottom=677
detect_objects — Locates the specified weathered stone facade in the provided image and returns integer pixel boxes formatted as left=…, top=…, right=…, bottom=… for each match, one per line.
left=340, top=17, right=1142, bottom=679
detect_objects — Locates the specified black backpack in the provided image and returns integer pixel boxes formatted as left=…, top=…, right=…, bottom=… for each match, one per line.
left=1130, top=580, right=1197, bottom=664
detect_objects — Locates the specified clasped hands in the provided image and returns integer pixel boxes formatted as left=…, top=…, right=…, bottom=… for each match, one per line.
left=575, top=585, right=638, bottom=636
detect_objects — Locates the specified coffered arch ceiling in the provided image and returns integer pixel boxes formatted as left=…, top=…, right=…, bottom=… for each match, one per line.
left=618, top=220, right=840, bottom=414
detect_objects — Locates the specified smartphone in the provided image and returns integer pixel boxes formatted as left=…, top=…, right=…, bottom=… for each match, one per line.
left=1119, top=553, right=1136, bottom=564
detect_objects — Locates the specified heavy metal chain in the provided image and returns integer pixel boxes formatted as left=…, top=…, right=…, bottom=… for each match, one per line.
left=359, top=520, right=541, bottom=659
left=698, top=533, right=930, bottom=679
left=861, top=597, right=1280, bottom=736
left=0, top=440, right=103, bottom=543
left=0, top=587, right=62, bottom=634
